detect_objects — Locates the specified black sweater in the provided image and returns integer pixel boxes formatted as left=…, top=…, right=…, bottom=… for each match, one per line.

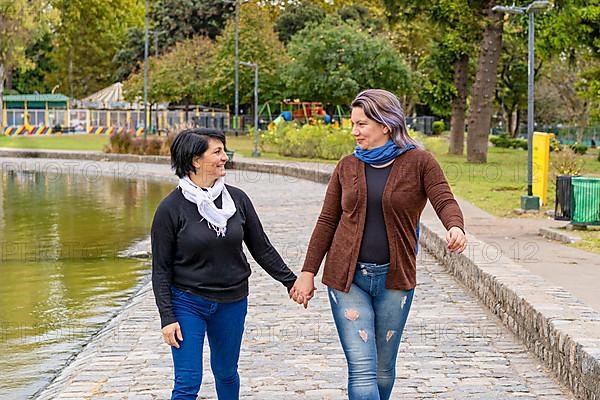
left=358, top=163, right=393, bottom=264
left=151, top=185, right=297, bottom=328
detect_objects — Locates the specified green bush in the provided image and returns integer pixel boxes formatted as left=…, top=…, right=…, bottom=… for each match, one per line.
left=597, top=150, right=600, bottom=162
left=511, top=138, right=528, bottom=150
left=432, top=121, right=445, bottom=135
left=489, top=134, right=528, bottom=150
left=570, top=143, right=588, bottom=155
left=260, top=122, right=355, bottom=160
left=489, top=134, right=511, bottom=148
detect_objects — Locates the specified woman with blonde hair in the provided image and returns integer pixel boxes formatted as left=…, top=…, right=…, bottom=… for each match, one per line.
left=291, top=89, right=466, bottom=399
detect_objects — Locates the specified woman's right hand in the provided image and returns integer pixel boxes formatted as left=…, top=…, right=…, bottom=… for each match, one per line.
left=290, top=271, right=316, bottom=309
left=162, top=322, right=183, bottom=348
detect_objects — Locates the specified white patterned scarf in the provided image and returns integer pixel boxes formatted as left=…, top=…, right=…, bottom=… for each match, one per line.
left=178, top=176, right=237, bottom=237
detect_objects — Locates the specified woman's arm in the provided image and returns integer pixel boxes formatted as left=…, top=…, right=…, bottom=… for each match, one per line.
left=301, top=163, right=344, bottom=275
left=422, top=152, right=465, bottom=232
left=291, top=163, right=344, bottom=308
left=151, top=204, right=178, bottom=328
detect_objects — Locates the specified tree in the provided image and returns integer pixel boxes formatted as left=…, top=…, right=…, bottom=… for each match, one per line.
left=204, top=1, right=289, bottom=106
left=113, top=0, right=234, bottom=83
left=124, top=36, right=215, bottom=106
left=551, top=0, right=600, bottom=121
left=536, top=54, right=595, bottom=133
left=274, top=0, right=326, bottom=44
left=337, top=4, right=385, bottom=33
left=466, top=4, right=504, bottom=163
left=383, top=0, right=478, bottom=155
left=47, top=0, right=144, bottom=98
left=0, top=0, right=48, bottom=121
left=112, top=28, right=146, bottom=83
left=12, top=32, right=57, bottom=94
left=151, top=0, right=233, bottom=45
left=283, top=17, right=412, bottom=108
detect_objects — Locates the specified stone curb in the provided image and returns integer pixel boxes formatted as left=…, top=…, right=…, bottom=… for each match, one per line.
left=3, top=148, right=598, bottom=400
left=539, top=227, right=581, bottom=244
left=420, top=224, right=599, bottom=400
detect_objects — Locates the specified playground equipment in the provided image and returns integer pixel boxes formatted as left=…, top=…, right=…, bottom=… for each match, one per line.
left=259, top=101, right=352, bottom=130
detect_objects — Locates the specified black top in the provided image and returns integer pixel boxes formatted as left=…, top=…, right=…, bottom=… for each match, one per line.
left=358, top=163, right=393, bottom=264
left=151, top=185, right=296, bottom=328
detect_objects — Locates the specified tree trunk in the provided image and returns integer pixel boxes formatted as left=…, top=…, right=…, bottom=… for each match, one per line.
left=0, top=64, right=4, bottom=128
left=449, top=55, right=469, bottom=155
left=4, top=67, right=12, bottom=91
left=467, top=10, right=504, bottom=163
left=512, top=109, right=520, bottom=137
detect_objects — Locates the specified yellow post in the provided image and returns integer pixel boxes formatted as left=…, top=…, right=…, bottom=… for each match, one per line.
left=127, top=110, right=131, bottom=128
left=24, top=101, right=31, bottom=132
left=106, top=110, right=111, bottom=127
left=45, top=102, right=49, bottom=125
left=66, top=100, right=71, bottom=129
left=2, top=102, right=6, bottom=127
left=86, top=109, right=90, bottom=132
left=532, top=132, right=554, bottom=207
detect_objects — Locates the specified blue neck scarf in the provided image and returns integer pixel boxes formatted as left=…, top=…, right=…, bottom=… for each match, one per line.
left=353, top=139, right=415, bottom=165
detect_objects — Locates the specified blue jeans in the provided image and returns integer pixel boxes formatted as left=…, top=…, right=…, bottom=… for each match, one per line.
left=328, top=263, right=414, bottom=400
left=170, top=287, right=247, bottom=400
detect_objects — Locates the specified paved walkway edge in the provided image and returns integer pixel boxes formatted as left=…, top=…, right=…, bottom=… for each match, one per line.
left=2, top=148, right=598, bottom=400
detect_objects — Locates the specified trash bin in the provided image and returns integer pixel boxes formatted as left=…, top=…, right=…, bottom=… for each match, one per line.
left=554, top=175, right=572, bottom=221
left=571, top=176, right=600, bottom=224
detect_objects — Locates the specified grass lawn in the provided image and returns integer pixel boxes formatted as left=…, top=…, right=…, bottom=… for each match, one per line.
left=419, top=133, right=600, bottom=255
left=418, top=133, right=600, bottom=217
left=0, top=134, right=109, bottom=151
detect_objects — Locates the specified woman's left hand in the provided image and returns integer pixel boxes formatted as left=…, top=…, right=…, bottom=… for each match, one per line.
left=446, top=226, right=467, bottom=253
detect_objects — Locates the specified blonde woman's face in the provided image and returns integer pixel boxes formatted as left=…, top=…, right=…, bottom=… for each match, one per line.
left=351, top=107, right=389, bottom=150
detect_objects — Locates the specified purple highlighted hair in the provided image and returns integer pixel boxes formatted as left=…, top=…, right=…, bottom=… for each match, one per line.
left=351, top=89, right=419, bottom=148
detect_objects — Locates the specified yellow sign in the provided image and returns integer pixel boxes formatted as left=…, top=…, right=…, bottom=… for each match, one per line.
left=532, top=132, right=554, bottom=206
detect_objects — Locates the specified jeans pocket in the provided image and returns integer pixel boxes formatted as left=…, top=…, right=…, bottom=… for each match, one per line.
left=170, top=286, right=187, bottom=299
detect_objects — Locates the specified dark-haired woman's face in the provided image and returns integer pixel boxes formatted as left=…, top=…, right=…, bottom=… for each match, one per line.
left=191, top=138, right=229, bottom=185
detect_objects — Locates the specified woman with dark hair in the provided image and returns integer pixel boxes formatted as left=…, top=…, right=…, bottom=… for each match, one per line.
left=151, top=128, right=297, bottom=400
left=291, top=89, right=467, bottom=399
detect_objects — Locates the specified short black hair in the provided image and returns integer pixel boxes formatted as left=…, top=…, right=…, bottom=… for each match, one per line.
left=170, top=128, right=227, bottom=178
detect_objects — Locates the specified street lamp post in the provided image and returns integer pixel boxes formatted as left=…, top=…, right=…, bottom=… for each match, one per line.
left=492, top=0, right=551, bottom=211
left=240, top=61, right=260, bottom=157
left=234, top=0, right=240, bottom=134
left=222, top=0, right=240, bottom=134
left=150, top=29, right=163, bottom=132
left=143, top=0, right=149, bottom=139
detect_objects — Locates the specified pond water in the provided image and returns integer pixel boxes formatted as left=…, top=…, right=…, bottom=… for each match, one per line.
left=0, top=170, right=173, bottom=398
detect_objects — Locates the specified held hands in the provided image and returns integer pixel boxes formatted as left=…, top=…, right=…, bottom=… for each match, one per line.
left=162, top=322, right=183, bottom=348
left=446, top=226, right=467, bottom=253
left=289, top=271, right=316, bottom=309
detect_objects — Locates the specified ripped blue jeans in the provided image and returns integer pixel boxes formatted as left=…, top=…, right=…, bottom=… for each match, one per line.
left=328, top=262, right=414, bottom=400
